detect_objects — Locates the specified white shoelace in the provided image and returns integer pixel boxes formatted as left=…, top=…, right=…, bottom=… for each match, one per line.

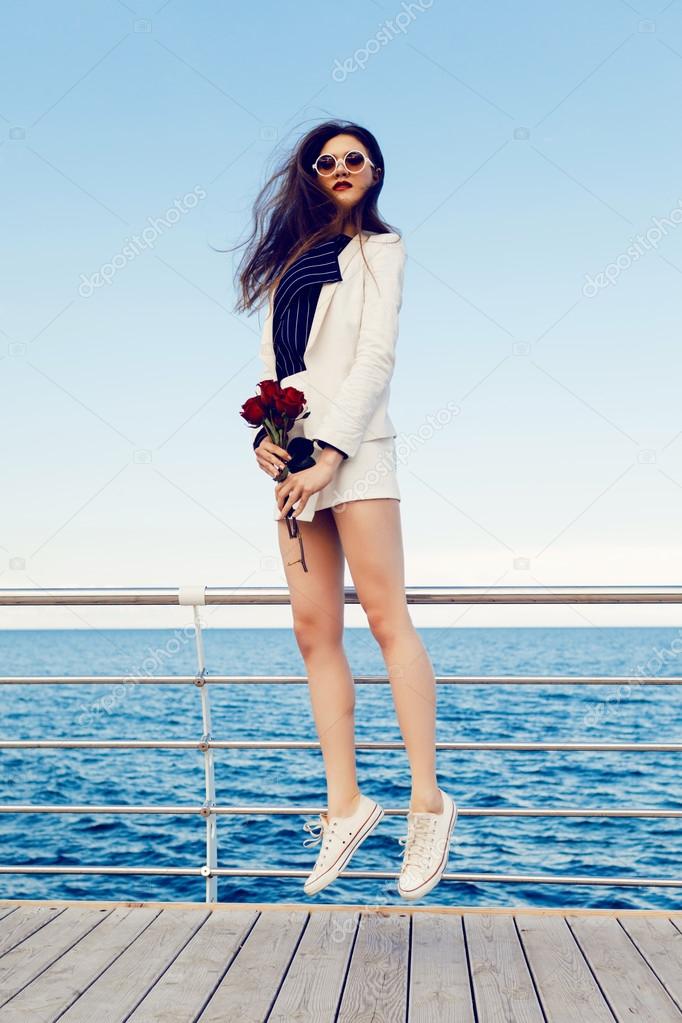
left=398, top=814, right=438, bottom=871
left=302, top=814, right=334, bottom=849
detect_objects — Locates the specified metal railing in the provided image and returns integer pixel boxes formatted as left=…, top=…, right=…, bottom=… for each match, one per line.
left=1, top=585, right=681, bottom=902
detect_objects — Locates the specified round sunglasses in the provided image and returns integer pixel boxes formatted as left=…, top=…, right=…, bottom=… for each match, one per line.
left=311, top=149, right=377, bottom=177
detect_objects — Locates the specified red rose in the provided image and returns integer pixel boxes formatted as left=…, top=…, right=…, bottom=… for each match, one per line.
left=258, top=379, right=280, bottom=404
left=274, top=386, right=306, bottom=418
left=240, top=395, right=267, bottom=426
left=240, top=376, right=310, bottom=571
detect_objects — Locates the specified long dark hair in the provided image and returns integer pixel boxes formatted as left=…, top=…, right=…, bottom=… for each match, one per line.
left=231, top=120, right=400, bottom=315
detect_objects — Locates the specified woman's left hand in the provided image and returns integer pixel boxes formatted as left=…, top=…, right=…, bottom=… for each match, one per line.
left=275, top=460, right=337, bottom=519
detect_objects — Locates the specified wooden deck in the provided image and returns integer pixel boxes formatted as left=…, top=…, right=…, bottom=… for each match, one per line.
left=0, top=900, right=680, bottom=1022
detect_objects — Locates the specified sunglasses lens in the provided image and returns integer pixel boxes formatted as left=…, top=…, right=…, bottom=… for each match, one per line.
left=316, top=155, right=336, bottom=175
left=345, top=151, right=366, bottom=171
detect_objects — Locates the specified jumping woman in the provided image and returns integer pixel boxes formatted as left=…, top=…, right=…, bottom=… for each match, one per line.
left=236, top=120, right=457, bottom=900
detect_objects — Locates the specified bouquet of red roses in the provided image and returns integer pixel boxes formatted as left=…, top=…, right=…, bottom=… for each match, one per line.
left=241, top=378, right=316, bottom=571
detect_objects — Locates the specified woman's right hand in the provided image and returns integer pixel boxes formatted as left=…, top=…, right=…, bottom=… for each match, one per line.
left=255, top=436, right=292, bottom=477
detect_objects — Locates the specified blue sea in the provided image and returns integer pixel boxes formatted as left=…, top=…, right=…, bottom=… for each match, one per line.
left=0, top=627, right=680, bottom=911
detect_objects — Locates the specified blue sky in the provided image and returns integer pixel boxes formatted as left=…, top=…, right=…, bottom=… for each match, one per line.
left=1, top=0, right=682, bottom=628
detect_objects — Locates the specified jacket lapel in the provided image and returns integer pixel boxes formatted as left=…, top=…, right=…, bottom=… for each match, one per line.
left=260, top=231, right=365, bottom=368
left=305, top=231, right=364, bottom=357
left=298, top=231, right=364, bottom=358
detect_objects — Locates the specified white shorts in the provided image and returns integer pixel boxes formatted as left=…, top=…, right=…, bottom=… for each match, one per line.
left=273, top=428, right=400, bottom=523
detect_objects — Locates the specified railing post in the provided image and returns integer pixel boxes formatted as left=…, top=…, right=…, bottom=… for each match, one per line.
left=179, top=586, right=217, bottom=903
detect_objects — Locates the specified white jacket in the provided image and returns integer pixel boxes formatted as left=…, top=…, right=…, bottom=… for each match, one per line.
left=256, top=230, right=406, bottom=460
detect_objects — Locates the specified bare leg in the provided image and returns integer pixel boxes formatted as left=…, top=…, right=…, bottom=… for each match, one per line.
left=332, top=499, right=442, bottom=813
left=277, top=508, right=361, bottom=819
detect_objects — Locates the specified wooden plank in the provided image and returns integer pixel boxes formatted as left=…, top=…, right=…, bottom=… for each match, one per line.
left=568, top=914, right=682, bottom=1022
left=336, top=910, right=410, bottom=1023
left=57, top=908, right=210, bottom=1023
left=618, top=915, right=682, bottom=1012
left=1, top=899, right=681, bottom=920
left=0, top=906, right=112, bottom=1008
left=268, top=910, right=359, bottom=1023
left=126, top=908, right=258, bottom=1022
left=516, top=913, right=614, bottom=1022
left=465, top=913, right=544, bottom=1023
left=0, top=906, right=159, bottom=1022
left=0, top=905, right=66, bottom=958
left=199, top=909, right=308, bottom=1023
left=0, top=905, right=20, bottom=925
left=409, top=913, right=475, bottom=1023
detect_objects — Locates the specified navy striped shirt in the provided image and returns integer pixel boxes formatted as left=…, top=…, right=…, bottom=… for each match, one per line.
left=253, top=232, right=353, bottom=459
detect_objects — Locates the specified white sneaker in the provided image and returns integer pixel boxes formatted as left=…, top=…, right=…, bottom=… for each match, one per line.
left=397, top=788, right=457, bottom=901
left=302, top=793, right=384, bottom=897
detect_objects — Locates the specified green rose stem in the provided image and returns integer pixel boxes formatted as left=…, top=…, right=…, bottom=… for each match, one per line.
left=263, top=413, right=291, bottom=483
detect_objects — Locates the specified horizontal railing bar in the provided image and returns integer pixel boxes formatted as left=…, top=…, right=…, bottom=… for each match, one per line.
left=0, top=866, right=202, bottom=876
left=2, top=675, right=680, bottom=686
left=0, top=804, right=680, bottom=818
left=0, top=865, right=678, bottom=887
left=3, top=585, right=682, bottom=606
left=1, top=740, right=680, bottom=751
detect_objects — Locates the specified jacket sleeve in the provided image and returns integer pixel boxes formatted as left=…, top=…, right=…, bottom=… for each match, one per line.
left=253, top=425, right=268, bottom=450
left=310, top=238, right=406, bottom=460
left=314, top=438, right=349, bottom=459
